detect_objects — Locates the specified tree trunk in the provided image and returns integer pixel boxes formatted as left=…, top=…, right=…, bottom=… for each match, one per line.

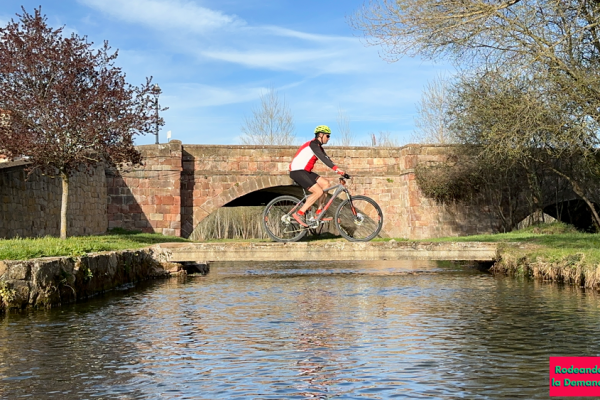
left=60, top=172, right=69, bottom=239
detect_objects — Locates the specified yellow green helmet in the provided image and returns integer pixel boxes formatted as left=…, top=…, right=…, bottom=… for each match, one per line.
left=314, top=125, right=331, bottom=135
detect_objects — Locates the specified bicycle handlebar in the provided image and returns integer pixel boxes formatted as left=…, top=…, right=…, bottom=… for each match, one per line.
left=340, top=173, right=351, bottom=179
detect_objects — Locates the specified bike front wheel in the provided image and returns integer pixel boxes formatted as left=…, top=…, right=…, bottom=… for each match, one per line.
left=334, top=195, right=383, bottom=242
left=262, top=195, right=307, bottom=242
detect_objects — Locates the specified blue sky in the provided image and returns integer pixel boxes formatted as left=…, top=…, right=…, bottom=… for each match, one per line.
left=1, top=1, right=452, bottom=146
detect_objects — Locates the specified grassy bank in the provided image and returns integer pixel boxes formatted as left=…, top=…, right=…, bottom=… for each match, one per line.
left=0, top=229, right=190, bottom=261
left=3, top=223, right=600, bottom=289
left=425, top=223, right=600, bottom=289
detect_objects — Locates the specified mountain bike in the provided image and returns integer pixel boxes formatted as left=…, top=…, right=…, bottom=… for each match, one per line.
left=262, top=175, right=383, bottom=242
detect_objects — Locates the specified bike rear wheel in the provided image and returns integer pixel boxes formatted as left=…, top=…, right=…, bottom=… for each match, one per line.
left=262, top=195, right=307, bottom=242
left=334, top=195, right=383, bottom=242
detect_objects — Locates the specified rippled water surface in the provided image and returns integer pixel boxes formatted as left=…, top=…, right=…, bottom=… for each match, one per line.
left=2, top=260, right=600, bottom=399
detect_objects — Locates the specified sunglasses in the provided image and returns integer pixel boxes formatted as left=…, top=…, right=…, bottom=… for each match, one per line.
left=324, top=134, right=330, bottom=138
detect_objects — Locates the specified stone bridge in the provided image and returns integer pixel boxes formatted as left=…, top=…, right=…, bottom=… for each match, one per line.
left=2, top=141, right=593, bottom=240
left=105, top=141, right=502, bottom=240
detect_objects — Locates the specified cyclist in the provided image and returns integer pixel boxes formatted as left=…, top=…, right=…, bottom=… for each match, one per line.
left=289, top=125, right=347, bottom=227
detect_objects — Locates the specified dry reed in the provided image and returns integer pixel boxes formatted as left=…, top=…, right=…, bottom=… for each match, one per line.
left=491, top=251, right=600, bottom=289
left=194, top=206, right=269, bottom=240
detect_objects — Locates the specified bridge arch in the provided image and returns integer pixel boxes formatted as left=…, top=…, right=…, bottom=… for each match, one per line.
left=187, top=175, right=298, bottom=240
left=543, top=199, right=600, bottom=232
left=512, top=193, right=600, bottom=232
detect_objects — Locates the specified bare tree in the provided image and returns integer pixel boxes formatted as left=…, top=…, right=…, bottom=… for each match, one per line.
left=335, top=108, right=354, bottom=146
left=447, top=67, right=600, bottom=227
left=351, top=0, right=600, bottom=228
left=240, top=88, right=295, bottom=145
left=413, top=74, right=456, bottom=144
left=361, top=131, right=400, bottom=147
left=0, top=8, right=161, bottom=239
left=350, top=0, right=600, bottom=109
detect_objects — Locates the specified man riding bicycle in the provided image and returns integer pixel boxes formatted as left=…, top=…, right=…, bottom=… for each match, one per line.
left=289, top=125, right=348, bottom=227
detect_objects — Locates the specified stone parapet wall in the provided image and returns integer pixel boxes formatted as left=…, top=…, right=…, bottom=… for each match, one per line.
left=107, top=141, right=182, bottom=236
left=181, top=144, right=500, bottom=239
left=0, top=141, right=500, bottom=241
left=0, top=163, right=107, bottom=239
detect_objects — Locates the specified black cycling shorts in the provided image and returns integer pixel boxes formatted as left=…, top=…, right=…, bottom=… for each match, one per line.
left=290, top=170, right=320, bottom=190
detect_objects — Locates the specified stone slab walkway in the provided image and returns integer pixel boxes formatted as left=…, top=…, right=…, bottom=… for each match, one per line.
left=155, top=241, right=499, bottom=263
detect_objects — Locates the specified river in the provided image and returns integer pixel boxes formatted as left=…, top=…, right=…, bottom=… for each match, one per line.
left=1, top=260, right=599, bottom=399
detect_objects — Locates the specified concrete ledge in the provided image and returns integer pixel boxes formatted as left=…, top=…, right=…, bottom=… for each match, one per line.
left=155, top=241, right=499, bottom=263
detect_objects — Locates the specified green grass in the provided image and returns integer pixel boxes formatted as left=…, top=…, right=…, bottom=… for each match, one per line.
left=4, top=221, right=600, bottom=267
left=416, top=222, right=600, bottom=264
left=0, top=228, right=190, bottom=261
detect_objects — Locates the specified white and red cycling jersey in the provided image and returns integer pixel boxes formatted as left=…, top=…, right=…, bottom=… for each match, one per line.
left=289, top=139, right=339, bottom=173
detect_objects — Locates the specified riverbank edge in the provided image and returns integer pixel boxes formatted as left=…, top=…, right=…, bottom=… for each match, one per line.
left=0, top=247, right=183, bottom=312
left=491, top=243, right=600, bottom=289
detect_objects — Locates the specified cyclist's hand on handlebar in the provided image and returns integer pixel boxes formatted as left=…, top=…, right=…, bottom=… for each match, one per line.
left=337, top=169, right=351, bottom=179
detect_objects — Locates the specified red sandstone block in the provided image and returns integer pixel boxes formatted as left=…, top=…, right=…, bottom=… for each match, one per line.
left=143, top=205, right=157, bottom=214
left=170, top=205, right=180, bottom=214
left=155, top=205, right=170, bottom=214
left=170, top=221, right=181, bottom=229
left=154, top=196, right=167, bottom=205
left=410, top=212, right=421, bottom=221
left=135, top=220, right=149, bottom=228
left=123, top=196, right=136, bottom=206
left=141, top=227, right=154, bottom=233
left=408, top=192, right=421, bottom=207
left=128, top=204, right=143, bottom=213
left=155, top=220, right=170, bottom=229
left=164, top=213, right=177, bottom=222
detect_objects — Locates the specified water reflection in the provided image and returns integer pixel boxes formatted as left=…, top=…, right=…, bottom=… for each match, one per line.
left=1, top=260, right=599, bottom=399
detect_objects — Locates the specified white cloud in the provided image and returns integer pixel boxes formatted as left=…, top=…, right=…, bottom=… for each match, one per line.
left=78, top=0, right=387, bottom=75
left=263, top=26, right=355, bottom=44
left=73, top=0, right=454, bottom=145
left=79, top=0, right=242, bottom=34
left=201, top=49, right=343, bottom=72
left=163, top=83, right=265, bottom=108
